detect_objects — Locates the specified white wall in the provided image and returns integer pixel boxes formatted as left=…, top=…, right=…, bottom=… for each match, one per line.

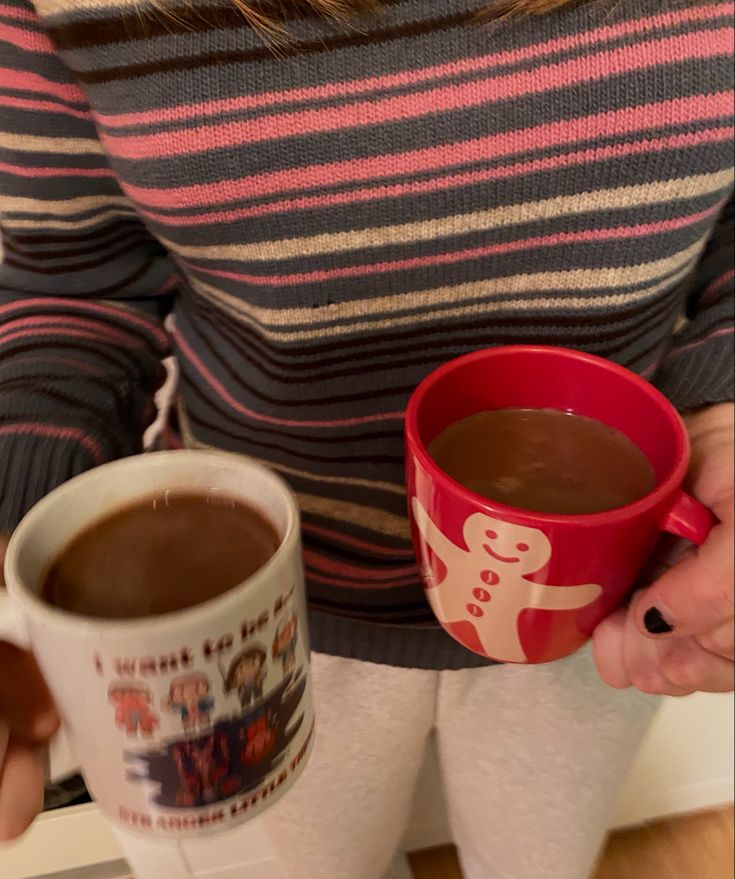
left=405, top=691, right=735, bottom=851
left=611, top=691, right=734, bottom=828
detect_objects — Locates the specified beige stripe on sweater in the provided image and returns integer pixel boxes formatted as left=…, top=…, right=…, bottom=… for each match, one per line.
left=189, top=247, right=701, bottom=340
left=162, top=171, right=733, bottom=262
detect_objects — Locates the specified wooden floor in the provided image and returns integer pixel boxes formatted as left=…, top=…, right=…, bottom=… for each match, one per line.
left=409, top=806, right=734, bottom=879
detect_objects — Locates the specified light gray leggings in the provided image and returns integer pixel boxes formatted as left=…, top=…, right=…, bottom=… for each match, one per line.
left=261, top=648, right=658, bottom=879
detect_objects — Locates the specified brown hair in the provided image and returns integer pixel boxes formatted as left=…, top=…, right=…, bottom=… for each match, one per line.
left=153, top=0, right=577, bottom=41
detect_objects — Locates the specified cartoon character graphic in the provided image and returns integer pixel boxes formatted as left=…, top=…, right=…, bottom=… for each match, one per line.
left=223, top=646, right=267, bottom=709
left=412, top=498, right=602, bottom=663
left=163, top=672, right=214, bottom=733
left=127, top=673, right=308, bottom=808
left=239, top=710, right=277, bottom=766
left=272, top=612, right=299, bottom=675
left=108, top=681, right=159, bottom=738
left=172, top=732, right=241, bottom=806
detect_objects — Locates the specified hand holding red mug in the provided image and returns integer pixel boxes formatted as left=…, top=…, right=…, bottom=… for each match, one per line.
left=406, top=346, right=721, bottom=667
left=594, top=403, right=734, bottom=696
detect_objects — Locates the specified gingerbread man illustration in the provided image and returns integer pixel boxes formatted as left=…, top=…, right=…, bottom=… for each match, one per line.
left=412, top=498, right=602, bottom=663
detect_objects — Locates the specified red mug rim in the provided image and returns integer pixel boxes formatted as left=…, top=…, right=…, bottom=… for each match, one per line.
left=405, top=345, right=690, bottom=527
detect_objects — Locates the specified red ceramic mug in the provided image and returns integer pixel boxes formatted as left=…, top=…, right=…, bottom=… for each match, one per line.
left=405, top=345, right=717, bottom=664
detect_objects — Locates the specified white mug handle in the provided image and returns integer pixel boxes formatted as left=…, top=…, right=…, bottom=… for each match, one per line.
left=0, top=587, right=30, bottom=647
left=0, top=590, right=80, bottom=782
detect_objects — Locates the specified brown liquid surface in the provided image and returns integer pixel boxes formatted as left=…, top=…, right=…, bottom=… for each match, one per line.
left=42, top=491, right=280, bottom=619
left=428, top=408, right=656, bottom=515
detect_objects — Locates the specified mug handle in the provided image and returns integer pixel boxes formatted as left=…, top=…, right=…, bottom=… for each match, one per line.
left=0, top=591, right=80, bottom=781
left=660, top=489, right=718, bottom=546
left=0, top=588, right=30, bottom=648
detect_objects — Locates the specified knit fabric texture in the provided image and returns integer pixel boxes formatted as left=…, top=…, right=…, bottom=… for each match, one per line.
left=1, top=0, right=733, bottom=668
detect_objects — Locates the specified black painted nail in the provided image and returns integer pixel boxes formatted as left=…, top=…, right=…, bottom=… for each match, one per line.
left=644, top=607, right=674, bottom=634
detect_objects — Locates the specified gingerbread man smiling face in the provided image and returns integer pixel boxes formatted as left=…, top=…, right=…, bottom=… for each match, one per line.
left=461, top=512, right=552, bottom=574
left=412, top=499, right=602, bottom=663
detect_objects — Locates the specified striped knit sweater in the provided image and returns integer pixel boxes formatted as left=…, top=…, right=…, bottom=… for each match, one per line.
left=1, top=0, right=733, bottom=669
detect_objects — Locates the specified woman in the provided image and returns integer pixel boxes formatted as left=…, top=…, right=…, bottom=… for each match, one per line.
left=0, top=0, right=732, bottom=876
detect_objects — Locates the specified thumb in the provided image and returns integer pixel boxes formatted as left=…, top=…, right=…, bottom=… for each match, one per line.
left=0, top=533, right=8, bottom=590
left=0, top=643, right=59, bottom=741
left=1, top=535, right=59, bottom=741
left=631, top=518, right=734, bottom=638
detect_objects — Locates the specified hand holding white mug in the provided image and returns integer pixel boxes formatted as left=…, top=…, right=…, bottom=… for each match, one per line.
left=1, top=452, right=314, bottom=841
left=0, top=534, right=60, bottom=840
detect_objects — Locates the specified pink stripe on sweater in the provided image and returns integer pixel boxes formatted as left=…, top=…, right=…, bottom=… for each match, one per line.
left=303, top=550, right=416, bottom=580
left=0, top=314, right=146, bottom=348
left=0, top=298, right=170, bottom=349
left=103, top=29, right=734, bottom=161
left=0, top=94, right=91, bottom=119
left=0, top=325, right=138, bottom=348
left=186, top=203, right=724, bottom=286
left=301, top=522, right=412, bottom=557
left=125, top=93, right=735, bottom=210
left=701, top=267, right=735, bottom=305
left=157, top=273, right=180, bottom=296
left=96, top=3, right=732, bottom=130
left=0, top=21, right=53, bottom=52
left=172, top=327, right=403, bottom=429
left=663, top=326, right=735, bottom=361
left=0, top=3, right=36, bottom=21
left=36, top=354, right=104, bottom=376
left=0, top=160, right=114, bottom=179
left=0, top=68, right=87, bottom=104
left=140, top=127, right=733, bottom=227
left=0, top=423, right=105, bottom=463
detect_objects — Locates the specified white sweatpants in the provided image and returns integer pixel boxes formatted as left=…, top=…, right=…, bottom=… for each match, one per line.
left=261, top=647, right=659, bottom=879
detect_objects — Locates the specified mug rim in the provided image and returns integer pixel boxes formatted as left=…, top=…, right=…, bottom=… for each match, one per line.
left=405, top=344, right=690, bottom=527
left=4, top=450, right=301, bottom=633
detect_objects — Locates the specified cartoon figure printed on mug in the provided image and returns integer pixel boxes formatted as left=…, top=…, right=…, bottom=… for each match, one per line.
left=240, top=709, right=278, bottom=766
left=272, top=611, right=299, bottom=675
left=412, top=499, right=602, bottom=663
left=162, top=672, right=215, bottom=733
left=108, top=681, right=160, bottom=738
left=172, top=731, right=241, bottom=807
left=222, top=645, right=268, bottom=709
left=125, top=666, right=310, bottom=810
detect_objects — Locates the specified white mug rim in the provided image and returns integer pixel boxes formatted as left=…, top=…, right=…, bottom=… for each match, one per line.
left=4, top=450, right=301, bottom=635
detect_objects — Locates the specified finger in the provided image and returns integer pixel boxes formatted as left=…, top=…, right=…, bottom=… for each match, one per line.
left=0, top=723, right=8, bottom=765
left=658, top=636, right=735, bottom=694
left=0, top=644, right=59, bottom=740
left=0, top=739, right=45, bottom=841
left=631, top=522, right=734, bottom=638
left=696, top=619, right=735, bottom=661
left=593, top=609, right=632, bottom=689
left=621, top=605, right=692, bottom=696
left=639, top=535, right=692, bottom=584
left=0, top=534, right=8, bottom=590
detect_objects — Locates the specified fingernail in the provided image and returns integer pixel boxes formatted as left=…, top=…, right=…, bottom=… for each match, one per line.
left=644, top=607, right=674, bottom=634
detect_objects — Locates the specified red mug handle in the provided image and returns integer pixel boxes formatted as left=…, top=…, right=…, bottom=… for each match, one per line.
left=661, top=489, right=718, bottom=545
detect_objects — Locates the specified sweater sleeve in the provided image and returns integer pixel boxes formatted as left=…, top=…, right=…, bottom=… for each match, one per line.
left=653, top=195, right=735, bottom=412
left=0, top=1, right=175, bottom=531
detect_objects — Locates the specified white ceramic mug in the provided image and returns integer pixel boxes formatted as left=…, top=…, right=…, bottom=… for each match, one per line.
left=1, top=450, right=314, bottom=838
